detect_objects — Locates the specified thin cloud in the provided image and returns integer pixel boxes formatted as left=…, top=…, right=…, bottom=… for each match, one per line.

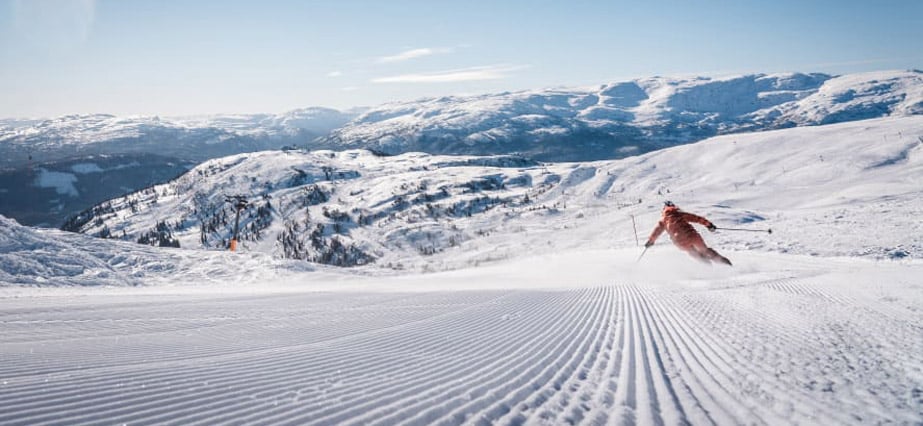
left=372, top=65, right=528, bottom=83
left=327, top=71, right=343, bottom=77
left=377, top=47, right=453, bottom=63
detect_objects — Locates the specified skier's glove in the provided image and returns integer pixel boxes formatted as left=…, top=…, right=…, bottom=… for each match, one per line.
left=644, top=241, right=653, bottom=248
left=707, top=224, right=717, bottom=232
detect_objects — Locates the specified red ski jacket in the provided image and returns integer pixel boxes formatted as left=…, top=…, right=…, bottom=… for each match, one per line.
left=646, top=206, right=716, bottom=250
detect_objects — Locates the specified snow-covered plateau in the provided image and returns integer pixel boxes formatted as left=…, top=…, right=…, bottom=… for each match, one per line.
left=1, top=114, right=922, bottom=424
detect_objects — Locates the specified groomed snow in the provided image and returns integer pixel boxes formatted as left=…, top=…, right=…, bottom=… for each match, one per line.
left=1, top=115, right=922, bottom=424
left=0, top=250, right=920, bottom=425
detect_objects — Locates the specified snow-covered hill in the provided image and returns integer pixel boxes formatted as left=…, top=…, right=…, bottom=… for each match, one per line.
left=0, top=214, right=315, bottom=287
left=320, top=70, right=923, bottom=161
left=0, top=108, right=356, bottom=226
left=0, top=107, right=355, bottom=168
left=64, top=115, right=923, bottom=272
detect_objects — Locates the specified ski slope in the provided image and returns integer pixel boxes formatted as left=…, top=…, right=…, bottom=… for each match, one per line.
left=2, top=115, right=922, bottom=424
left=1, top=250, right=921, bottom=425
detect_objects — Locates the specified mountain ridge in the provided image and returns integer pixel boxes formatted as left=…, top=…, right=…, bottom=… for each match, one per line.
left=4, top=70, right=922, bottom=168
left=0, top=107, right=356, bottom=168
left=317, top=70, right=923, bottom=160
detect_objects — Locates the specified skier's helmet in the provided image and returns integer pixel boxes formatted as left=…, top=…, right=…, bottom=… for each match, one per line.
left=664, top=200, right=675, bottom=208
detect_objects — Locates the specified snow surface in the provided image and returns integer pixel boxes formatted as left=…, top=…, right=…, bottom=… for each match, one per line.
left=0, top=248, right=920, bottom=424
left=0, top=216, right=314, bottom=288
left=1, top=116, right=922, bottom=424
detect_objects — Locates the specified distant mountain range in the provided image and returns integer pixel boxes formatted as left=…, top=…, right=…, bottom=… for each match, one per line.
left=2, top=69, right=922, bottom=227
left=5, top=70, right=921, bottom=168
left=0, top=107, right=356, bottom=168
left=317, top=70, right=923, bottom=160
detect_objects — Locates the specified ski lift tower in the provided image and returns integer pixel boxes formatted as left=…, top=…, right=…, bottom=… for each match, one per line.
left=225, top=195, right=249, bottom=251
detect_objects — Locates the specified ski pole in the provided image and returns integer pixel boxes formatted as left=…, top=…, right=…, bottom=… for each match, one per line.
left=630, top=214, right=639, bottom=247
left=636, top=246, right=649, bottom=263
left=717, top=227, right=772, bottom=234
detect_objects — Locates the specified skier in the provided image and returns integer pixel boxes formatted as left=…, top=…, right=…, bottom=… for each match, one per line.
left=645, top=201, right=732, bottom=265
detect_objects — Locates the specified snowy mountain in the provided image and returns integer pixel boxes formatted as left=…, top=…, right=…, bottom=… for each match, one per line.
left=0, top=107, right=355, bottom=168
left=0, top=107, right=356, bottom=226
left=319, top=70, right=923, bottom=160
left=4, top=70, right=921, bottom=228
left=64, top=115, right=923, bottom=272
left=5, top=70, right=920, bottom=170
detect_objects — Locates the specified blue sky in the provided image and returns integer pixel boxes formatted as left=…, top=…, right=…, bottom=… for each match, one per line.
left=1, top=0, right=921, bottom=117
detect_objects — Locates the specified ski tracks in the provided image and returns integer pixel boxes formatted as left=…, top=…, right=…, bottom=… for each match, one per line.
left=0, top=277, right=920, bottom=425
